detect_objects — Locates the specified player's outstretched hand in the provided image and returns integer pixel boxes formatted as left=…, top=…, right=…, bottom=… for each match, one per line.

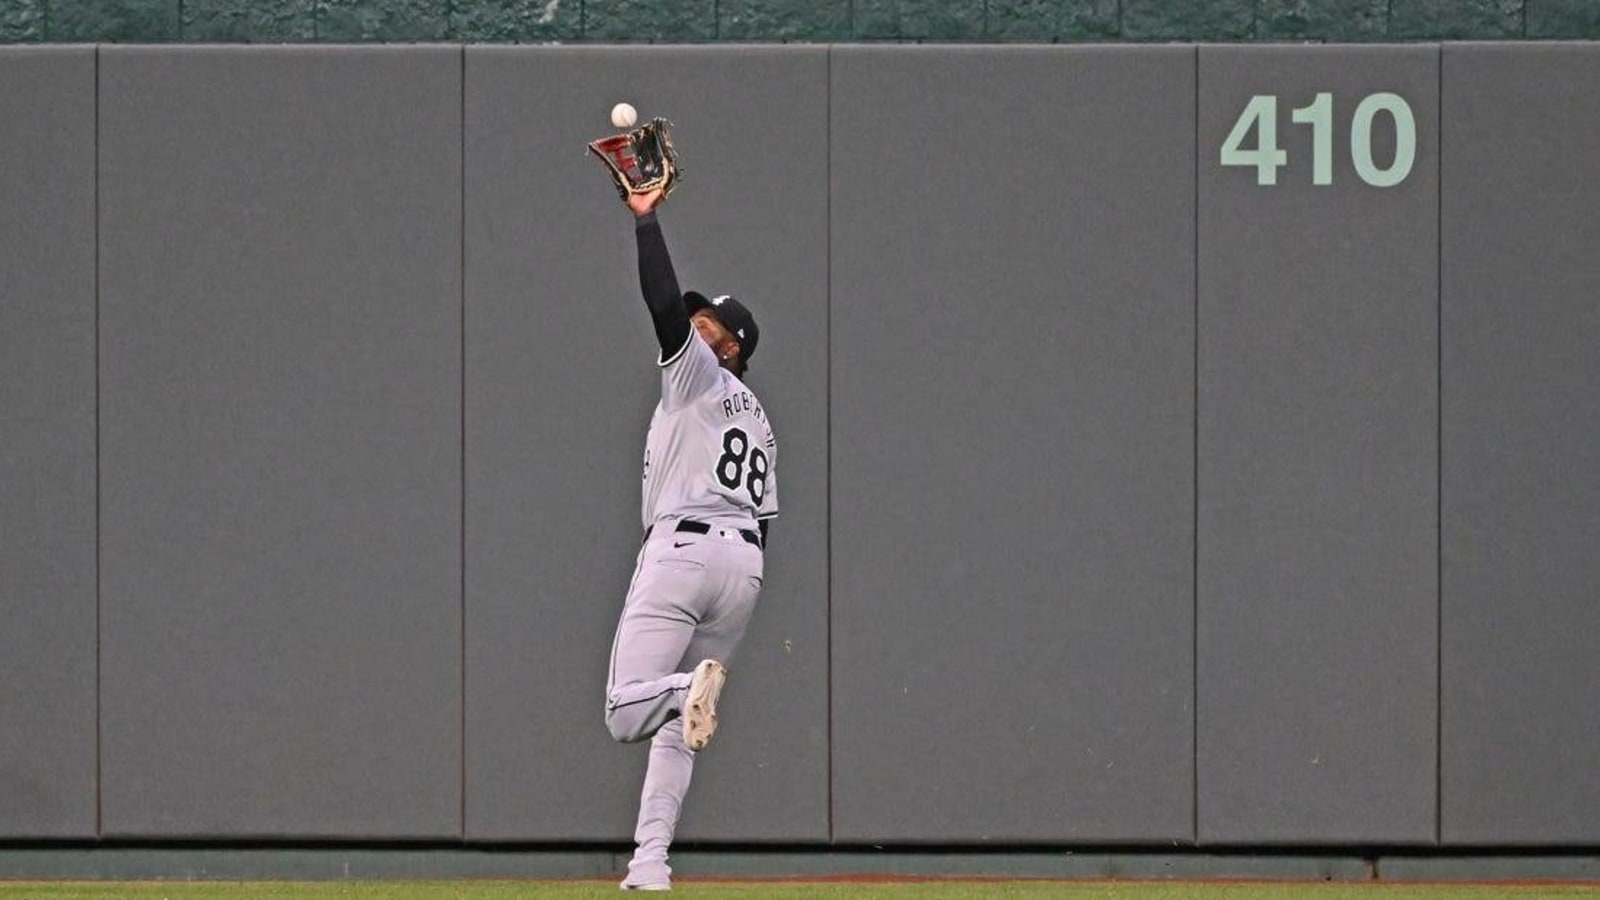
left=627, top=188, right=665, bottom=218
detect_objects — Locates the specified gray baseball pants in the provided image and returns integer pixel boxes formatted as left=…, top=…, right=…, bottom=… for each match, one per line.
left=605, top=524, right=763, bottom=887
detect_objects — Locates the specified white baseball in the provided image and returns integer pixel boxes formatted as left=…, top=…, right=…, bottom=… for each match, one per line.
left=611, top=102, right=638, bottom=129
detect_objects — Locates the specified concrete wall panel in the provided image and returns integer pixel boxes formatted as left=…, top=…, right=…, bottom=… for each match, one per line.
left=1196, top=46, right=1439, bottom=845
left=0, top=46, right=98, bottom=838
left=98, top=46, right=463, bottom=838
left=1440, top=43, right=1600, bottom=845
left=463, top=46, right=830, bottom=842
left=830, top=46, right=1197, bottom=843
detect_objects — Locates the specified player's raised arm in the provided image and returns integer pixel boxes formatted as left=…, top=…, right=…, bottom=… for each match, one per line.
left=629, top=189, right=691, bottom=363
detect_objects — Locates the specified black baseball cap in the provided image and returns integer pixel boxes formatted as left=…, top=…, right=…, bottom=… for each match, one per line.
left=684, top=291, right=760, bottom=367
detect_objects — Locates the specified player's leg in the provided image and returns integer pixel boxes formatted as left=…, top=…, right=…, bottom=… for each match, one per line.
left=676, top=549, right=764, bottom=749
left=621, top=716, right=693, bottom=889
left=623, top=546, right=765, bottom=888
left=605, top=540, right=711, bottom=743
left=605, top=584, right=696, bottom=743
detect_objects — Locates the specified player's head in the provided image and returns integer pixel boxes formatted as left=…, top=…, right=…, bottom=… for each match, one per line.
left=684, top=291, right=759, bottom=376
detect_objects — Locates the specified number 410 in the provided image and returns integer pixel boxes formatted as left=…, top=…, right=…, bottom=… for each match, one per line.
left=1221, top=92, right=1417, bottom=188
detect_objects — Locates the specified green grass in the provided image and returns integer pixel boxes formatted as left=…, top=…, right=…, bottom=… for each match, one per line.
left=0, top=883, right=1597, bottom=900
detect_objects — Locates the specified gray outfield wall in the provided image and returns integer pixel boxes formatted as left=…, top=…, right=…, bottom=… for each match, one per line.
left=0, top=43, right=1597, bottom=847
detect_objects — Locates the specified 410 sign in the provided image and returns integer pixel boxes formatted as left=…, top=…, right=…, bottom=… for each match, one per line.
left=1221, top=92, right=1417, bottom=188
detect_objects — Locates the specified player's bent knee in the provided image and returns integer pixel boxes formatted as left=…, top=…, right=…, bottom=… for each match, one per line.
left=604, top=705, right=648, bottom=743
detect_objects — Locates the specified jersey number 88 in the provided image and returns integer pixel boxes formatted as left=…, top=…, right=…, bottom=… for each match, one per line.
left=715, top=427, right=768, bottom=506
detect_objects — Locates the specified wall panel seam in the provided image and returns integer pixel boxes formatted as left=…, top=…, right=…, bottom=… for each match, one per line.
left=824, top=42, right=835, bottom=847
left=93, top=42, right=103, bottom=839
left=1190, top=42, right=1201, bottom=848
left=459, top=43, right=469, bottom=841
left=1433, top=41, right=1444, bottom=848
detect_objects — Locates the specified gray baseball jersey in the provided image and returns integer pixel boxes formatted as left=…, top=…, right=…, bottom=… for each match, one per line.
left=606, top=329, right=778, bottom=888
left=641, top=325, right=779, bottom=531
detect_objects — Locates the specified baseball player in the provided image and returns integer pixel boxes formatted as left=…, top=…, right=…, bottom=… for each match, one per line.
left=603, top=186, right=777, bottom=891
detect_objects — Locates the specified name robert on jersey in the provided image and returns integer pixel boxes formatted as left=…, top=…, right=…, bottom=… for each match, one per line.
left=721, top=390, right=767, bottom=423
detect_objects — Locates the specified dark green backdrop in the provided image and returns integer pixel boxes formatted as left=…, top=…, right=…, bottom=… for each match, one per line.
left=3, top=0, right=1599, bottom=43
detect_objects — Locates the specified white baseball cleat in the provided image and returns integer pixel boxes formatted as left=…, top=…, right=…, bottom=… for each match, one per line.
left=619, top=881, right=670, bottom=891
left=683, top=659, right=727, bottom=752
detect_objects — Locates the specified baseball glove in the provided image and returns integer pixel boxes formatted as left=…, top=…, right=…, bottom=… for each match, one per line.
left=587, top=117, right=681, bottom=202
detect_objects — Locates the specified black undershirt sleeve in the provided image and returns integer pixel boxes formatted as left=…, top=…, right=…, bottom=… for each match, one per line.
left=634, top=212, right=692, bottom=361
left=759, top=519, right=770, bottom=547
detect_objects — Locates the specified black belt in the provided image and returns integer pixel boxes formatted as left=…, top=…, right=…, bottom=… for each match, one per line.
left=646, top=519, right=762, bottom=548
